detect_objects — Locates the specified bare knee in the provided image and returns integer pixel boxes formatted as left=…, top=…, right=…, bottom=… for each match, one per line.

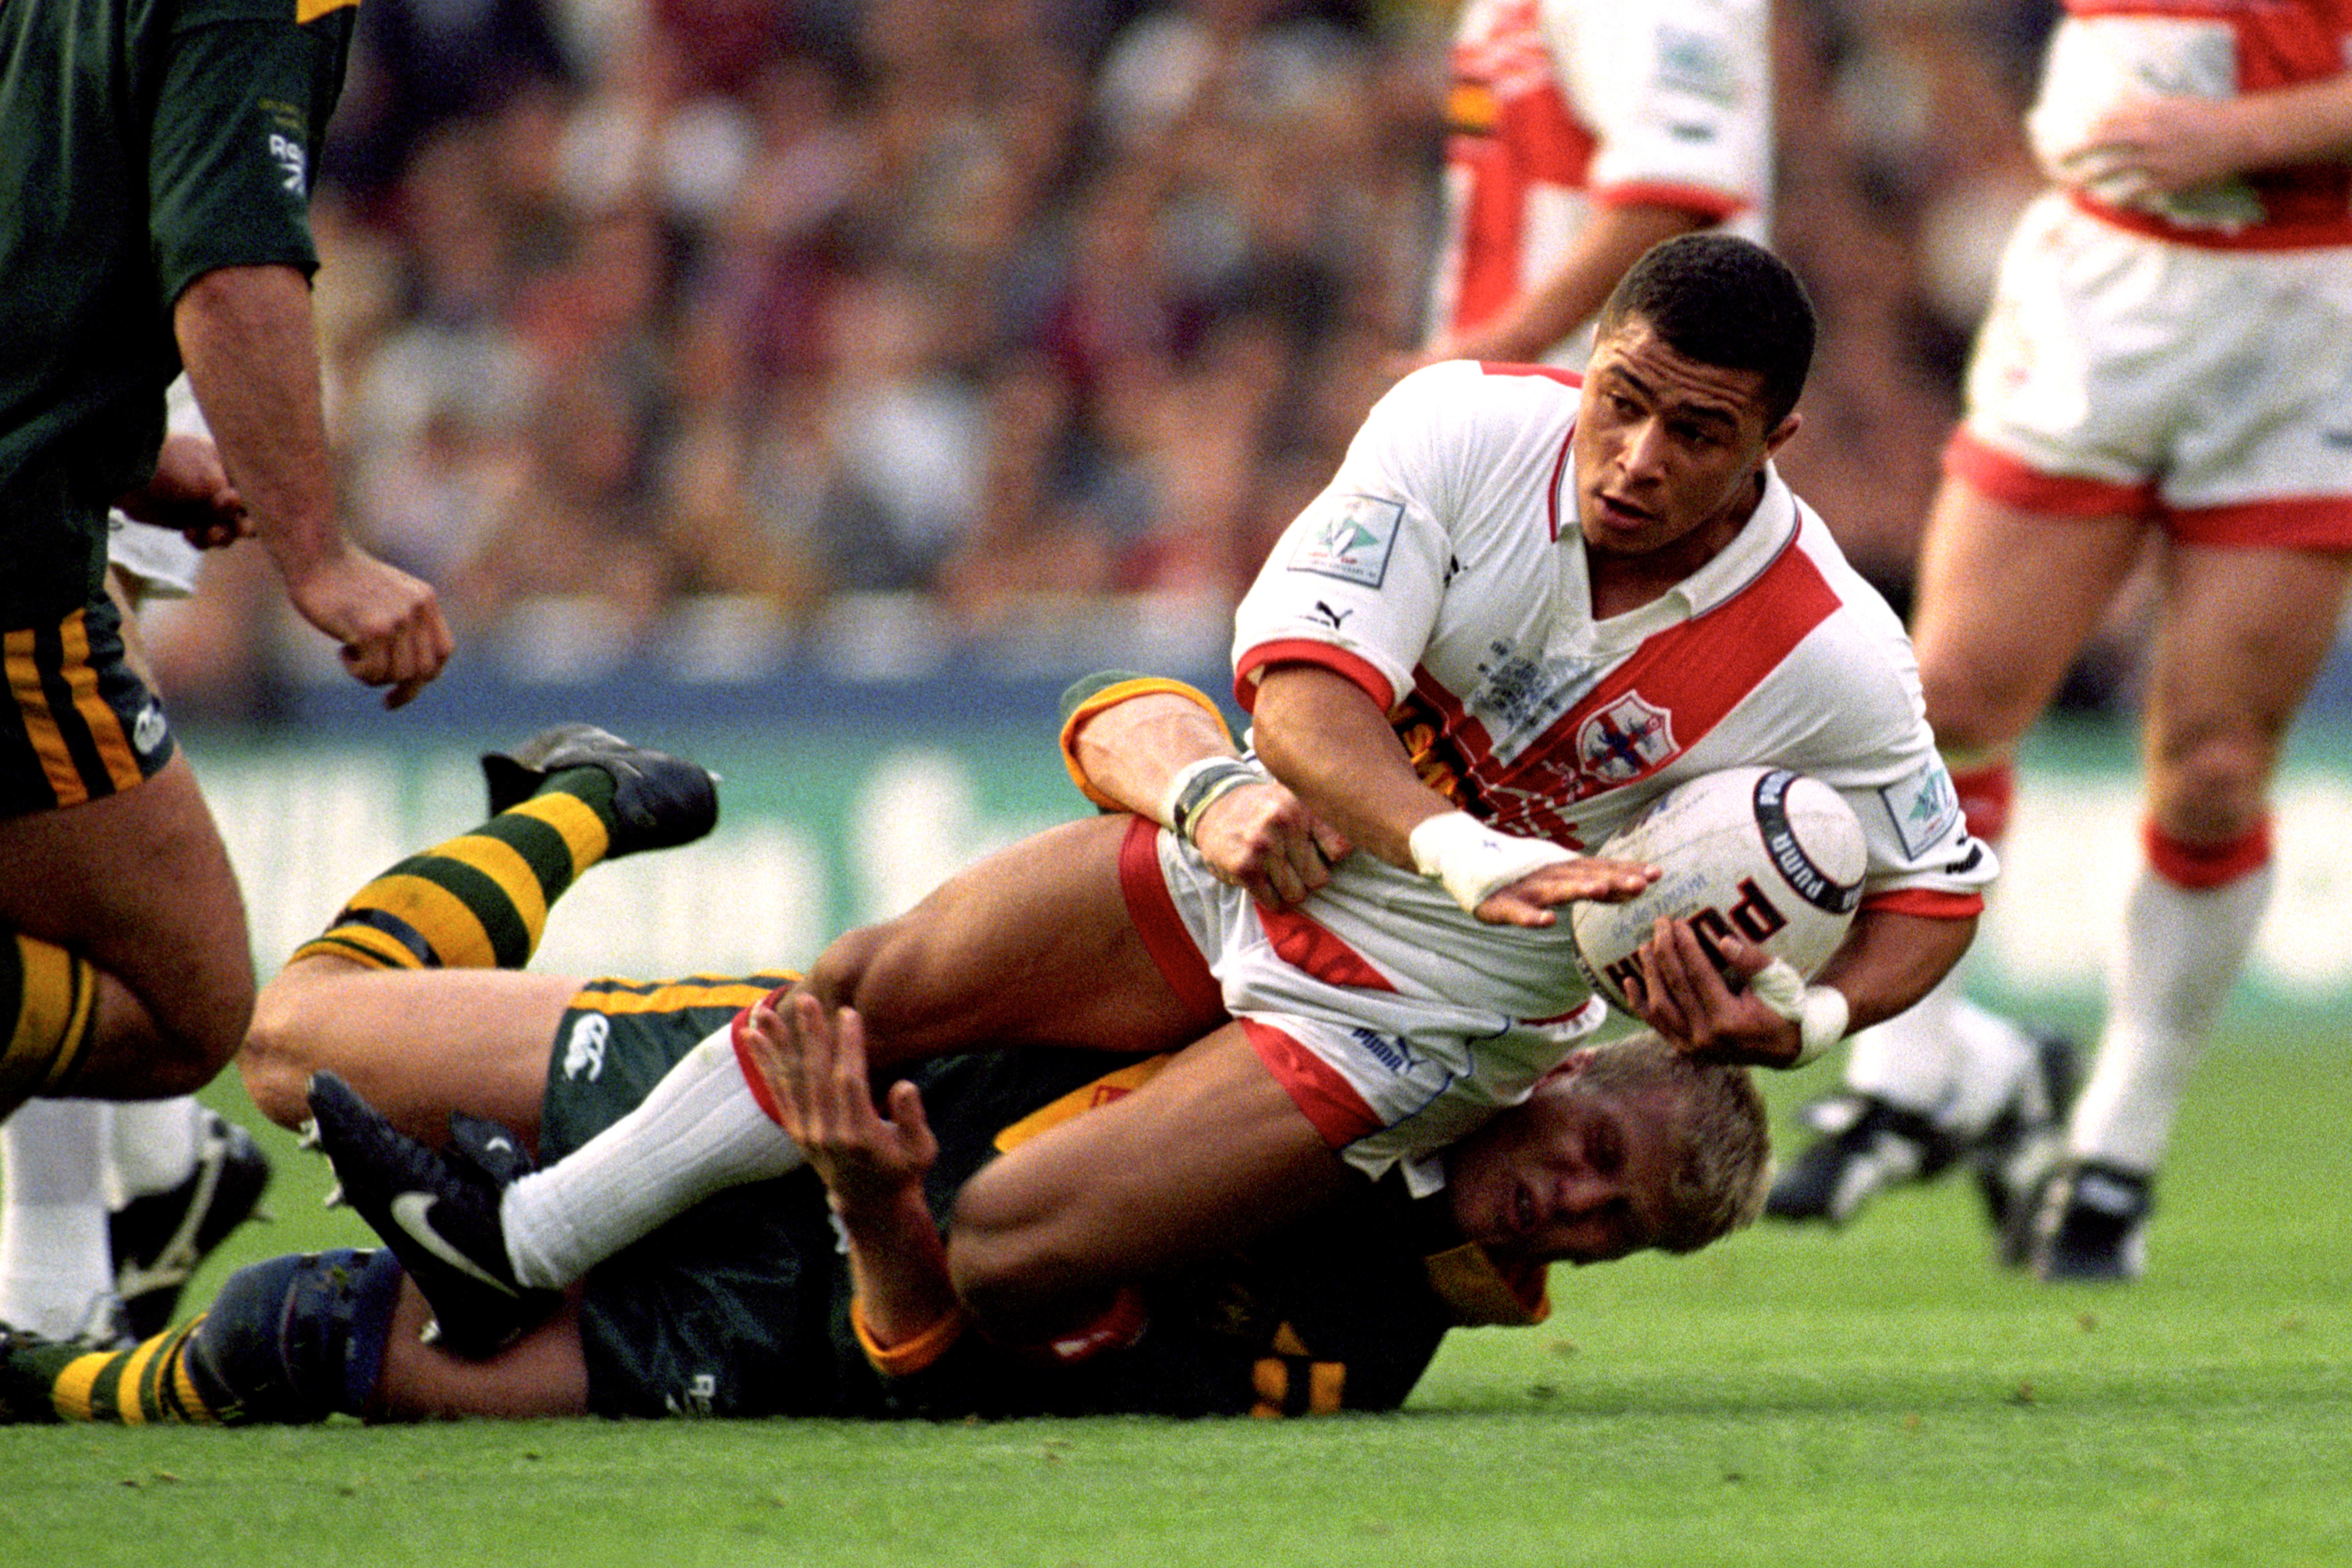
left=236, top=961, right=344, bottom=1127
left=2149, top=730, right=2272, bottom=843
left=801, top=919, right=961, bottom=1061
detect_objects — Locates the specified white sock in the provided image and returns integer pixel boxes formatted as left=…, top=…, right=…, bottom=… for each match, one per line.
left=0, top=1100, right=117, bottom=1339
left=1840, top=970, right=2037, bottom=1137
left=2069, top=859, right=2270, bottom=1173
left=103, top=1095, right=206, bottom=1207
left=500, top=1023, right=804, bottom=1289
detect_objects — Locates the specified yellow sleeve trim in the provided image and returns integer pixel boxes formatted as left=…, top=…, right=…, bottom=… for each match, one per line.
left=1059, top=678, right=1235, bottom=811
left=1423, top=1242, right=1551, bottom=1326
left=850, top=1297, right=969, bottom=1378
left=992, top=1055, right=1171, bottom=1152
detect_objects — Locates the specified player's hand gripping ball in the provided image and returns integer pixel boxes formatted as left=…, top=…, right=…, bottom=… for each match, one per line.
left=1572, top=767, right=1866, bottom=1015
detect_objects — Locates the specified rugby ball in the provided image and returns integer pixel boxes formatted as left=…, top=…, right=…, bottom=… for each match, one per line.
left=1571, top=767, right=1866, bottom=1015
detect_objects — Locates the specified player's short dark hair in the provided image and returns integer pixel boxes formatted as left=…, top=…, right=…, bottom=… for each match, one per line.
left=1593, top=234, right=1815, bottom=429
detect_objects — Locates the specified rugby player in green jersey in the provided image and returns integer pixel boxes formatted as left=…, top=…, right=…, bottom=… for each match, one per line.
left=0, top=699, right=1765, bottom=1423
left=0, top=0, right=452, bottom=1126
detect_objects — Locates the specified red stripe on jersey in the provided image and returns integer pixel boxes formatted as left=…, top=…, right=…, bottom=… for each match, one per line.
left=1408, top=537, right=1846, bottom=840
left=1256, top=905, right=1397, bottom=992
left=1243, top=1019, right=1386, bottom=1149
left=1442, top=62, right=1596, bottom=330
left=1117, top=817, right=1226, bottom=1019
left=1476, top=364, right=1583, bottom=385
left=1859, top=887, right=1985, bottom=920
left=1233, top=639, right=1396, bottom=716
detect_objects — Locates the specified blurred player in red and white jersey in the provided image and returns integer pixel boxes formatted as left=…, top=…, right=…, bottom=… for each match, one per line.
left=1413, top=0, right=1772, bottom=371
left=1771, top=0, right=2352, bottom=1280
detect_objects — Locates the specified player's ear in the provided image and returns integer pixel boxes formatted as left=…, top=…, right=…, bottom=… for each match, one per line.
left=1760, top=410, right=1801, bottom=461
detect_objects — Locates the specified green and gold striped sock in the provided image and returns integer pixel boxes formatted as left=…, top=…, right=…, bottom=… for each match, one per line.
left=289, top=768, right=622, bottom=972
left=4, top=1318, right=221, bottom=1425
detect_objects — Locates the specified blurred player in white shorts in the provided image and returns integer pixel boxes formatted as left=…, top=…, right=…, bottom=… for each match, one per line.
left=1771, top=0, right=2352, bottom=1281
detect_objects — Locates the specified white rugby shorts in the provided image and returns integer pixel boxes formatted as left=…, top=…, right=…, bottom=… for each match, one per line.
left=1950, top=192, right=2352, bottom=550
left=1114, top=817, right=1607, bottom=1195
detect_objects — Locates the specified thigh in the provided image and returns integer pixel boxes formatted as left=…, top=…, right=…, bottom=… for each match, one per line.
left=819, top=814, right=1219, bottom=1066
left=241, top=962, right=580, bottom=1140
left=0, top=753, right=253, bottom=1067
left=2141, top=542, right=2352, bottom=833
left=1909, top=479, right=2149, bottom=754
left=945, top=1022, right=1353, bottom=1330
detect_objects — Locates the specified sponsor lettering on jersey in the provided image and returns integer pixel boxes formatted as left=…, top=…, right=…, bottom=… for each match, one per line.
left=269, top=133, right=307, bottom=196
left=1654, top=22, right=1738, bottom=106
left=1288, top=495, right=1403, bottom=588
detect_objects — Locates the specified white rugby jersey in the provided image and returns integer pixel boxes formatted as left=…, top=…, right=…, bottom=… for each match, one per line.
left=2027, top=0, right=2352, bottom=247
left=1428, top=0, right=1771, bottom=362
left=1226, top=359, right=1990, bottom=1028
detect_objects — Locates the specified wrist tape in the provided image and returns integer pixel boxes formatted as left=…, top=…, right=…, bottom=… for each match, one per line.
left=1407, top=810, right=1579, bottom=915
left=1745, top=958, right=1850, bottom=1066
left=1161, top=757, right=1263, bottom=846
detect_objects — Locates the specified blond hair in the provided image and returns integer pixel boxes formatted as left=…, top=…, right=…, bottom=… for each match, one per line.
left=1570, top=1032, right=1772, bottom=1254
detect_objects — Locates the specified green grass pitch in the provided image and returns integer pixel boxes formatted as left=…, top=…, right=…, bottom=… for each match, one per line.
left=4, top=1006, right=2346, bottom=1568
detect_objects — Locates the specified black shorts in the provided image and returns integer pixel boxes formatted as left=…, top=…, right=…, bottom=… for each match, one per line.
left=0, top=595, right=174, bottom=818
left=540, top=974, right=887, bottom=1419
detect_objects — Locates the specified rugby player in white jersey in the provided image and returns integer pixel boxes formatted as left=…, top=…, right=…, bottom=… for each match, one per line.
left=1771, top=0, right=2352, bottom=1280
left=292, top=236, right=1996, bottom=1362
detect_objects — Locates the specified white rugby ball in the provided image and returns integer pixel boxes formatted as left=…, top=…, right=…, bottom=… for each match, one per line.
left=1571, top=766, right=1866, bottom=1015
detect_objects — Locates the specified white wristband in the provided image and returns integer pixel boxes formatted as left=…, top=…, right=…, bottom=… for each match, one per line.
left=1745, top=958, right=1850, bottom=1066
left=1407, top=810, right=1579, bottom=915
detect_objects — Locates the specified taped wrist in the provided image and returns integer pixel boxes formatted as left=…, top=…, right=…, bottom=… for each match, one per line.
left=1160, top=757, right=1263, bottom=847
left=1745, top=959, right=1850, bottom=1066
left=1407, top=811, right=1578, bottom=914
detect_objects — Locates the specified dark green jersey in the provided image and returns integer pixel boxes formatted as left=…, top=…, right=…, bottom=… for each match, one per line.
left=541, top=983, right=1547, bottom=1421
left=0, top=0, right=354, bottom=619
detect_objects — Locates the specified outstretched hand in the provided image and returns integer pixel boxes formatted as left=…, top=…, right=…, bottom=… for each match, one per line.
left=1472, top=854, right=1658, bottom=928
left=742, top=993, right=939, bottom=1217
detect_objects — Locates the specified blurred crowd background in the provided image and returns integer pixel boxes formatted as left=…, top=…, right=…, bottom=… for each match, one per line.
left=146, top=0, right=2075, bottom=719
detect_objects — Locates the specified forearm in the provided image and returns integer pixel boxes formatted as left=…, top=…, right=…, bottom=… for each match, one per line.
left=1430, top=203, right=1708, bottom=363
left=836, top=1184, right=964, bottom=1358
left=1809, top=909, right=1978, bottom=1035
left=172, top=264, right=346, bottom=585
left=2236, top=74, right=2352, bottom=168
left=1067, top=686, right=1245, bottom=825
left=1250, top=664, right=1447, bottom=869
